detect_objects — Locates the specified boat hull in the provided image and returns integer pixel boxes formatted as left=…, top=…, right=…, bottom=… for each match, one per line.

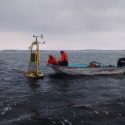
left=49, top=65, right=125, bottom=75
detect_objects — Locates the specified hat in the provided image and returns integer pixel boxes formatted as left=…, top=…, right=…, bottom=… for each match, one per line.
left=49, top=55, right=52, bottom=58
left=60, top=51, right=64, bottom=54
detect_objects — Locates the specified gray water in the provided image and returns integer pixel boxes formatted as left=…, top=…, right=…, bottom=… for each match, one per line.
left=0, top=50, right=125, bottom=125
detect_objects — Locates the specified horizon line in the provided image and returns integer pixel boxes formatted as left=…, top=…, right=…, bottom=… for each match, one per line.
left=0, top=49, right=125, bottom=51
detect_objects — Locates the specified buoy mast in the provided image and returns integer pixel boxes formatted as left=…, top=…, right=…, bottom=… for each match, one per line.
left=26, top=34, right=45, bottom=78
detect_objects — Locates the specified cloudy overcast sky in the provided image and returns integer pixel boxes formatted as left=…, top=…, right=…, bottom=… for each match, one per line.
left=0, top=0, right=125, bottom=50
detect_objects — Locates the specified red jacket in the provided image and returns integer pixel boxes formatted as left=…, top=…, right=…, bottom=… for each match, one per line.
left=48, top=55, right=59, bottom=65
left=61, top=52, right=68, bottom=62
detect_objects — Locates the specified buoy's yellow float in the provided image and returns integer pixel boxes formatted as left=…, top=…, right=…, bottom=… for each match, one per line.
left=25, top=35, right=45, bottom=78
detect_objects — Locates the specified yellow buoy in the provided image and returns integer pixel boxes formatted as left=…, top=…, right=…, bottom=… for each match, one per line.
left=25, top=35, right=45, bottom=79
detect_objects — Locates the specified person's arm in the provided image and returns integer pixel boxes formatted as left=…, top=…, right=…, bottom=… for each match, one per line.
left=47, top=59, right=51, bottom=65
left=61, top=55, right=65, bottom=61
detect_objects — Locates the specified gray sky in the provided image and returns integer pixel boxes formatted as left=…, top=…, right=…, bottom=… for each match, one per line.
left=0, top=0, right=125, bottom=50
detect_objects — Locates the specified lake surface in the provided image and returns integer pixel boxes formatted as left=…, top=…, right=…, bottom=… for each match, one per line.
left=0, top=50, right=125, bottom=125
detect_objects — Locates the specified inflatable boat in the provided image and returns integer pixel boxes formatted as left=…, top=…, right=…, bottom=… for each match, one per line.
left=49, top=59, right=125, bottom=75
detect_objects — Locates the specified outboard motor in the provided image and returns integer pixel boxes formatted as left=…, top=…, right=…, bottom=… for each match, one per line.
left=117, top=58, right=125, bottom=67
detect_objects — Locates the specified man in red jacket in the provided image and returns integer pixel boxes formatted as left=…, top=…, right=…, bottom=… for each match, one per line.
left=47, top=55, right=59, bottom=65
left=59, top=51, right=68, bottom=66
